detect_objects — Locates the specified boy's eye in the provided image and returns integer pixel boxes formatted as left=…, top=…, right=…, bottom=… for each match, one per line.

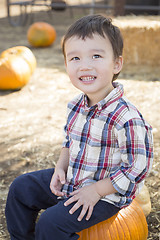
left=93, top=54, right=101, bottom=59
left=71, top=57, right=80, bottom=61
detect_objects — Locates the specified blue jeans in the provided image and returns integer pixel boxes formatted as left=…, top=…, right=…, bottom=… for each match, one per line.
left=5, top=168, right=120, bottom=240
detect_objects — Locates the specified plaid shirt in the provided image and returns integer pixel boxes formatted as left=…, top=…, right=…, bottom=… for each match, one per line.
left=62, top=82, right=153, bottom=208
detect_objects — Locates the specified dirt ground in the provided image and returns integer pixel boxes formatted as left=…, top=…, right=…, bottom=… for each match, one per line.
left=0, top=1, right=160, bottom=239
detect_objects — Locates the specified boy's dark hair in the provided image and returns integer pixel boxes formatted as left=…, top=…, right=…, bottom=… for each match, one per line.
left=62, top=14, right=123, bottom=80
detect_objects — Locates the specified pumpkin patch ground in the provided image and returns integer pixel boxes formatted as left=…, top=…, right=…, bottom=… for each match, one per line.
left=0, top=1, right=160, bottom=239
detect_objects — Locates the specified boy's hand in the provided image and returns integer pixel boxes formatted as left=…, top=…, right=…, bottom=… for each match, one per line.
left=50, top=168, right=66, bottom=197
left=64, top=184, right=101, bottom=221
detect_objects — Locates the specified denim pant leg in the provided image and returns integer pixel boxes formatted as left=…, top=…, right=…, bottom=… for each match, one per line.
left=5, top=168, right=57, bottom=240
left=35, top=198, right=120, bottom=240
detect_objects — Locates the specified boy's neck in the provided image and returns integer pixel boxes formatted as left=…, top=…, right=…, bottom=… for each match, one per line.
left=87, top=85, right=114, bottom=107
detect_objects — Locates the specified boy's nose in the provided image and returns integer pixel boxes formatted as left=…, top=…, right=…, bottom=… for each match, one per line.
left=79, top=60, right=93, bottom=71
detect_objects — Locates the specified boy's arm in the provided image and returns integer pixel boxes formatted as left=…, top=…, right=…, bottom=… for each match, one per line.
left=55, top=147, right=69, bottom=172
left=50, top=147, right=69, bottom=196
left=50, top=100, right=71, bottom=196
left=94, top=177, right=117, bottom=197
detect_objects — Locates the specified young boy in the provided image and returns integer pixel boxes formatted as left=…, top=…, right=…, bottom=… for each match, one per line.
left=5, top=14, right=153, bottom=240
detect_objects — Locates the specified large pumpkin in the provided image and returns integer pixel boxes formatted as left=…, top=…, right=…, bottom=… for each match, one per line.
left=78, top=200, right=148, bottom=240
left=0, top=46, right=36, bottom=90
left=27, top=22, right=56, bottom=47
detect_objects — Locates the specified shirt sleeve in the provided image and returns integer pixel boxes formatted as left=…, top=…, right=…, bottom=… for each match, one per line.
left=110, top=118, right=153, bottom=198
left=62, top=103, right=71, bottom=148
left=62, top=94, right=83, bottom=149
left=62, top=123, right=70, bottom=148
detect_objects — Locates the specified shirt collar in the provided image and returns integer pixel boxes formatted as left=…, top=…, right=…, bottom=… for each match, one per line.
left=82, top=82, right=124, bottom=111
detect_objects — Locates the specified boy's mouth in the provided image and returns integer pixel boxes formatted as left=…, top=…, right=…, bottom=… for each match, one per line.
left=79, top=76, right=96, bottom=83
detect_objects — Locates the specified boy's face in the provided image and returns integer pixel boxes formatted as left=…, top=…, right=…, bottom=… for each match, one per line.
left=64, top=33, right=123, bottom=106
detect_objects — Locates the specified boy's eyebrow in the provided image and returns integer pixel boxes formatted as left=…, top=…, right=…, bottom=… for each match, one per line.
left=66, top=51, right=78, bottom=57
left=91, top=49, right=106, bottom=54
left=66, top=49, right=105, bottom=57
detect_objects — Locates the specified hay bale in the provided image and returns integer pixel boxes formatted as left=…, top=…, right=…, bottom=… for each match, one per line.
left=113, top=16, right=160, bottom=77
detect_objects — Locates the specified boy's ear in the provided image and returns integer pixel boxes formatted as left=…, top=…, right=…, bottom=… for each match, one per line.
left=113, top=56, right=123, bottom=74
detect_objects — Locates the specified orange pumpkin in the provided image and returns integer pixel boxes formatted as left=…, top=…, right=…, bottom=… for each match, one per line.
left=78, top=200, right=148, bottom=240
left=0, top=46, right=36, bottom=90
left=27, top=22, right=56, bottom=47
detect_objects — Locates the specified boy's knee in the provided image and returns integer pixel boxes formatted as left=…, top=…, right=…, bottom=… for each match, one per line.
left=8, top=173, right=34, bottom=205
left=9, top=174, right=26, bottom=197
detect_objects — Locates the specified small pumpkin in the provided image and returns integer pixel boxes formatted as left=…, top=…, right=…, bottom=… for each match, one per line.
left=78, top=200, right=148, bottom=240
left=134, top=184, right=151, bottom=217
left=0, top=46, right=36, bottom=90
left=27, top=22, right=56, bottom=47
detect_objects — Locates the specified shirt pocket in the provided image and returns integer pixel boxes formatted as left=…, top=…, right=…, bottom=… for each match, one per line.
left=89, top=123, right=117, bottom=148
left=89, top=124, right=103, bottom=147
